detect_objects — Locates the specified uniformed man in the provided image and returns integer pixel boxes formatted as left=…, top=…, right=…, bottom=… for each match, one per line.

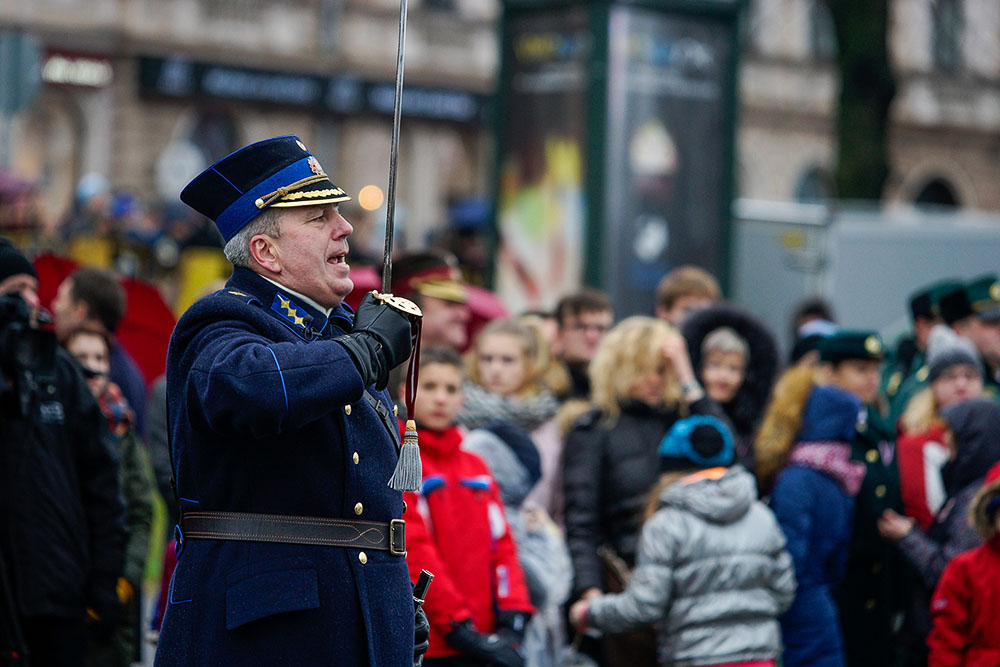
left=820, top=331, right=905, bottom=667
left=154, top=136, right=425, bottom=666
left=880, top=280, right=960, bottom=424
left=390, top=250, right=471, bottom=353
left=952, top=274, right=1000, bottom=397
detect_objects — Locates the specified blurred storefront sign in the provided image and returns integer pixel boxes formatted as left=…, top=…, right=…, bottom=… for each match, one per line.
left=138, top=56, right=490, bottom=125
left=42, top=52, right=114, bottom=88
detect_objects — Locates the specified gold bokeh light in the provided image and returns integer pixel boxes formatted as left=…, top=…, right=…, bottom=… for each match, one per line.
left=358, top=185, right=385, bottom=211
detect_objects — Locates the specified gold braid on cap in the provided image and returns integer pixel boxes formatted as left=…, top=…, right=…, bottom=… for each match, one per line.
left=254, top=175, right=331, bottom=209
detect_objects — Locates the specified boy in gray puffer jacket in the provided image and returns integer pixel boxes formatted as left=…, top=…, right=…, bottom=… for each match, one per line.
left=569, top=416, right=796, bottom=667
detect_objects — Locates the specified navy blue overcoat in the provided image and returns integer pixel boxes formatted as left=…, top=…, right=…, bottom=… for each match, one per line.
left=154, top=266, right=413, bottom=666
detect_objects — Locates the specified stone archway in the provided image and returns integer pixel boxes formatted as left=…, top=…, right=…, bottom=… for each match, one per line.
left=914, top=177, right=959, bottom=208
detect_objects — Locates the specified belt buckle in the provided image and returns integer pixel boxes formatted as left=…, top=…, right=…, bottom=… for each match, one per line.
left=389, top=519, right=406, bottom=557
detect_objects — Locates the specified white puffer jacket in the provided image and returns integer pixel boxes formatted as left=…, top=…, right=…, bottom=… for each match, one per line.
left=587, top=466, right=796, bottom=667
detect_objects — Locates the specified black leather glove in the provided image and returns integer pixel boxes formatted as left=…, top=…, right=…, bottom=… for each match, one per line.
left=333, top=292, right=414, bottom=390
left=495, top=610, right=530, bottom=650
left=414, top=604, right=430, bottom=666
left=445, top=619, right=525, bottom=667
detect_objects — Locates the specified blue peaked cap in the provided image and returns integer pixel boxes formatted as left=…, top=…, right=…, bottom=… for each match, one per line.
left=180, top=135, right=351, bottom=242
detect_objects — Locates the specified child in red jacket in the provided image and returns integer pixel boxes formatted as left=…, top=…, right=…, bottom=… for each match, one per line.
left=927, top=461, right=1000, bottom=667
left=403, top=347, right=534, bottom=666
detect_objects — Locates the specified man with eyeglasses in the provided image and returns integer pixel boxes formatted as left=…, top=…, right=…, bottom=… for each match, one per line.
left=553, top=289, right=614, bottom=401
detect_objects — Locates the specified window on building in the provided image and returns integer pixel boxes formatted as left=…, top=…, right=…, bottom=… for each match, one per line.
left=190, top=112, right=239, bottom=167
left=794, top=166, right=834, bottom=202
left=914, top=177, right=960, bottom=208
left=932, top=0, right=963, bottom=72
left=423, top=0, right=456, bottom=11
left=809, top=0, right=837, bottom=60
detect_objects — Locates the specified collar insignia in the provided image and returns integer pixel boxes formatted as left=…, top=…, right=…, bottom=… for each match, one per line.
left=271, top=293, right=314, bottom=331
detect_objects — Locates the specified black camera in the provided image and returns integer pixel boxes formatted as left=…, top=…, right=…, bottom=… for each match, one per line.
left=0, top=293, right=57, bottom=415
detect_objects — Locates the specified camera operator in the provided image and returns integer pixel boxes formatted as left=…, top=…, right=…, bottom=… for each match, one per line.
left=0, top=239, right=125, bottom=667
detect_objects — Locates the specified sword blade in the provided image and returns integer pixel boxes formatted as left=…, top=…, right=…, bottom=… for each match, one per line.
left=382, top=0, right=409, bottom=294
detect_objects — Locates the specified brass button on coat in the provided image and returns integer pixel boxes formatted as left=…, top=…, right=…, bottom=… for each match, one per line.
left=353, top=452, right=360, bottom=464
left=344, top=404, right=352, bottom=416
left=358, top=552, right=367, bottom=564
left=354, top=502, right=363, bottom=515
left=393, top=404, right=398, bottom=416
left=875, top=485, right=886, bottom=498
left=866, top=450, right=878, bottom=463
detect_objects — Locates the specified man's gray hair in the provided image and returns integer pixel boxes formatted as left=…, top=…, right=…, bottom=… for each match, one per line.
left=223, top=207, right=284, bottom=268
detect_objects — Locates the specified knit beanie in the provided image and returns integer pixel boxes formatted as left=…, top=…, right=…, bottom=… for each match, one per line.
left=0, top=239, right=36, bottom=284
left=926, top=324, right=984, bottom=383
left=480, top=421, right=542, bottom=488
left=659, top=415, right=735, bottom=471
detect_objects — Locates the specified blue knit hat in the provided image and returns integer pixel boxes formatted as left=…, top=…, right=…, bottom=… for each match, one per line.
left=659, top=415, right=735, bottom=471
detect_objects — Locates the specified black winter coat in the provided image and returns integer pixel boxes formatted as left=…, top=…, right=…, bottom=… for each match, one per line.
left=562, top=397, right=726, bottom=599
left=0, top=349, right=125, bottom=620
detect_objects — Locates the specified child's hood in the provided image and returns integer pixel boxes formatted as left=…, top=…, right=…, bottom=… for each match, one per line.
left=659, top=465, right=756, bottom=523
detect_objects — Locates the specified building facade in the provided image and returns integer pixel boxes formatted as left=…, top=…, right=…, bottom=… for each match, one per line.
left=1, top=0, right=499, bottom=251
left=740, top=0, right=1000, bottom=209
left=2, top=0, right=998, bottom=250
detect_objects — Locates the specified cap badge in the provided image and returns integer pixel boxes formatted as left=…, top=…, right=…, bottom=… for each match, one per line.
left=308, top=156, right=325, bottom=175
left=864, top=335, right=882, bottom=355
left=991, top=282, right=1000, bottom=301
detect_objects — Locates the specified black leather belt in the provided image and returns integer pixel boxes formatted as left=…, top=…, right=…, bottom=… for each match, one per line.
left=181, top=511, right=406, bottom=556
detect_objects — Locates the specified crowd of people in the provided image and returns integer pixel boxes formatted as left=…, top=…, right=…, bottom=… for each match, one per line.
left=2, top=138, right=1000, bottom=667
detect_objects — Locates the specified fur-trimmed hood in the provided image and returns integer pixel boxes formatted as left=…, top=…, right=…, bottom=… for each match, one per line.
left=682, top=304, right=780, bottom=438
left=752, top=363, right=818, bottom=493
left=969, top=461, right=1000, bottom=541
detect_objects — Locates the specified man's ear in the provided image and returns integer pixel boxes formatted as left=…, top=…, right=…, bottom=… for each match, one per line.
left=249, top=234, right=281, bottom=273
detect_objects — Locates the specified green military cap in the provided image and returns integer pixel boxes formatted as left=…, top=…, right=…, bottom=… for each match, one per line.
left=819, top=330, right=885, bottom=363
left=939, top=283, right=974, bottom=326
left=966, top=273, right=1000, bottom=322
left=909, top=279, right=961, bottom=321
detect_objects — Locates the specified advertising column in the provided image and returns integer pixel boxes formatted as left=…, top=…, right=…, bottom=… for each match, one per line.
left=494, top=8, right=589, bottom=314
left=496, top=1, right=740, bottom=316
left=602, top=4, right=739, bottom=316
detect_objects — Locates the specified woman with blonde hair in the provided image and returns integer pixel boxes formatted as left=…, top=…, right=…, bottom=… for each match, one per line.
left=561, top=316, right=727, bottom=664
left=896, top=325, right=984, bottom=530
left=459, top=317, right=561, bottom=428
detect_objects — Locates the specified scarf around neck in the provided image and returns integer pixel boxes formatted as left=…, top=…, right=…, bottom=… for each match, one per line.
left=788, top=441, right=866, bottom=496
